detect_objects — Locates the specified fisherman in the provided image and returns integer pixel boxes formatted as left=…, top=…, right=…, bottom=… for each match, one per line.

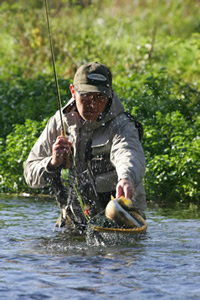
left=24, top=62, right=146, bottom=229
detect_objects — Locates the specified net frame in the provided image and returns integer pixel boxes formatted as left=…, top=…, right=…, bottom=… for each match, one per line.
left=87, top=209, right=147, bottom=234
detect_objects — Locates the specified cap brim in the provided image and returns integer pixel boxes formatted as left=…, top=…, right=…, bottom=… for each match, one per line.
left=76, top=84, right=112, bottom=98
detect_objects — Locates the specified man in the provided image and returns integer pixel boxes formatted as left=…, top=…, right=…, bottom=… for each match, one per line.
left=24, top=62, right=146, bottom=229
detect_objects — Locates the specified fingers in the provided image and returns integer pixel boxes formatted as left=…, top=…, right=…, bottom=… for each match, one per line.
left=53, top=137, right=71, bottom=154
left=51, top=136, right=72, bottom=167
left=116, top=184, right=124, bottom=198
left=116, top=179, right=134, bottom=199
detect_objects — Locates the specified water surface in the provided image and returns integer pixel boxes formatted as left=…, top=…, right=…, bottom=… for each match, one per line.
left=0, top=195, right=200, bottom=299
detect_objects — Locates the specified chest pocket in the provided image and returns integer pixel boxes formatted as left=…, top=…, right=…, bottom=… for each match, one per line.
left=89, top=132, right=115, bottom=176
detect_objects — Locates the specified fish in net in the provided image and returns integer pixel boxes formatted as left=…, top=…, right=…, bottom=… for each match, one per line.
left=86, top=196, right=147, bottom=246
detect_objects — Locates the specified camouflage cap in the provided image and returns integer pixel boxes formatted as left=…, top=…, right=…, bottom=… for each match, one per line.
left=73, top=62, right=112, bottom=98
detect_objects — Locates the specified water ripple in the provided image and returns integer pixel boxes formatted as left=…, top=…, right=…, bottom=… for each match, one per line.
left=0, top=196, right=200, bottom=300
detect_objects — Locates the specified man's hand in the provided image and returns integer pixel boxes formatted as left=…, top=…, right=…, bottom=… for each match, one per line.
left=116, top=179, right=135, bottom=199
left=50, top=136, right=72, bottom=168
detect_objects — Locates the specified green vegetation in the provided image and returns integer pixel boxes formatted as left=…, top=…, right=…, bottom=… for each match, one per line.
left=0, top=0, right=199, bottom=203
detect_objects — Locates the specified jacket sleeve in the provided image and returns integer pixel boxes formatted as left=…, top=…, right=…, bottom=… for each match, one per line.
left=110, top=116, right=146, bottom=188
left=24, top=114, right=61, bottom=188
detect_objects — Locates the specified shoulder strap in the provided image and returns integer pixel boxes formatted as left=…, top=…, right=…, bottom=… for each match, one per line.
left=124, top=112, right=144, bottom=142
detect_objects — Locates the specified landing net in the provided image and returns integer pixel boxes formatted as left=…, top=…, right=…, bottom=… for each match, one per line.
left=86, top=209, right=147, bottom=246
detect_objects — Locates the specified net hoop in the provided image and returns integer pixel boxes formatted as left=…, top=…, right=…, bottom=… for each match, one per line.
left=90, top=210, right=147, bottom=234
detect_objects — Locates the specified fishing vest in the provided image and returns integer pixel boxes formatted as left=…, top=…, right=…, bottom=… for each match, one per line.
left=54, top=112, right=143, bottom=226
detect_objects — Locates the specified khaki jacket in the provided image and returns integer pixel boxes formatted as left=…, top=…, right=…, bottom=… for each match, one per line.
left=24, top=93, right=146, bottom=210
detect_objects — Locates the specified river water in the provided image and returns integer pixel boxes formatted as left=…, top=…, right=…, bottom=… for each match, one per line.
left=0, top=195, right=200, bottom=300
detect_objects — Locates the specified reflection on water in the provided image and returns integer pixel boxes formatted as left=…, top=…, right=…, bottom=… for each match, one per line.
left=0, top=195, right=200, bottom=300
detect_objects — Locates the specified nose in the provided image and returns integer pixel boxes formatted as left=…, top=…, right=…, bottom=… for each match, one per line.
left=88, top=98, right=96, bottom=108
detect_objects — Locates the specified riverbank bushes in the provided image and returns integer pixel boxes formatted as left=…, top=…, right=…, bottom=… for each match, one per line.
left=0, top=0, right=199, bottom=203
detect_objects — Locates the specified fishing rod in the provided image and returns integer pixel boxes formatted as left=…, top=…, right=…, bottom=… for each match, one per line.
left=44, top=0, right=66, bottom=137
left=44, top=0, right=89, bottom=219
left=44, top=0, right=71, bottom=169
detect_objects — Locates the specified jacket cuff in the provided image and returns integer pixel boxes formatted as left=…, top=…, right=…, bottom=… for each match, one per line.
left=45, top=157, right=60, bottom=174
left=118, top=175, right=135, bottom=188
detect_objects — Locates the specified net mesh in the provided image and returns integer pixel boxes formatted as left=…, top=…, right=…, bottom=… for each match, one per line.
left=86, top=209, right=147, bottom=246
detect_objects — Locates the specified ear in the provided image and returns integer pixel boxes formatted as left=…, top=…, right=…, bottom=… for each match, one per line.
left=70, top=84, right=76, bottom=99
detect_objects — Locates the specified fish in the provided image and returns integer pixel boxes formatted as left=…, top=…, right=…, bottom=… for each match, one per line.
left=105, top=197, right=141, bottom=228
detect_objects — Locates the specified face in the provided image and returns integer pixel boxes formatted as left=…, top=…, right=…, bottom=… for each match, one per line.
left=70, top=84, right=109, bottom=121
